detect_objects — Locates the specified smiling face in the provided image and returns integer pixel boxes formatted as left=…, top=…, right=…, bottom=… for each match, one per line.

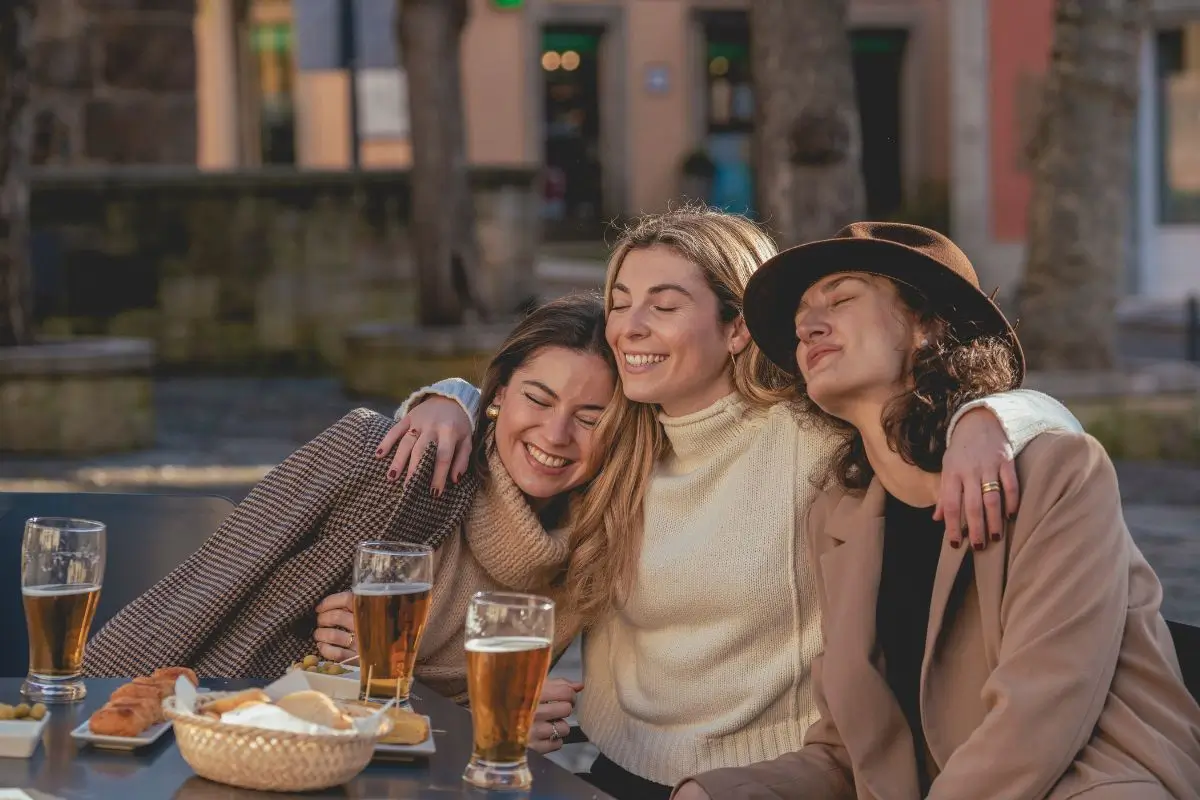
left=793, top=273, right=925, bottom=422
left=492, top=345, right=616, bottom=502
left=606, top=245, right=750, bottom=417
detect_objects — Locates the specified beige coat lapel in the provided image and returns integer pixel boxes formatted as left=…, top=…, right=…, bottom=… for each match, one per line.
left=819, top=481, right=923, bottom=800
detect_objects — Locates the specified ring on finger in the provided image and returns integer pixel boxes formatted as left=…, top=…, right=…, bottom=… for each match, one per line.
left=981, top=480, right=1002, bottom=494
left=549, top=719, right=566, bottom=742
left=407, top=429, right=420, bottom=437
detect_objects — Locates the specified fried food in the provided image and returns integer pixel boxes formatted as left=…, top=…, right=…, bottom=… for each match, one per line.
left=108, top=696, right=163, bottom=725
left=152, top=666, right=199, bottom=689
left=377, top=707, right=429, bottom=745
left=275, top=690, right=352, bottom=730
left=203, top=688, right=271, bottom=715
left=89, top=704, right=153, bottom=738
left=112, top=681, right=162, bottom=704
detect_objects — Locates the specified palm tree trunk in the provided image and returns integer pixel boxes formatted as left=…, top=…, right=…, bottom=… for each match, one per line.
left=1016, top=0, right=1150, bottom=370
left=749, top=0, right=865, bottom=246
left=0, top=0, right=33, bottom=347
left=398, top=0, right=481, bottom=327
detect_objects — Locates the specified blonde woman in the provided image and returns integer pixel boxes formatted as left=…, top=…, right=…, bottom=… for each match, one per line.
left=367, top=208, right=1081, bottom=799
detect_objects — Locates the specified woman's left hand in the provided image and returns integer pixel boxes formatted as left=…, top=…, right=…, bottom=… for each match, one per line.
left=935, top=407, right=1020, bottom=551
left=527, top=678, right=584, bottom=754
left=314, top=591, right=357, bottom=663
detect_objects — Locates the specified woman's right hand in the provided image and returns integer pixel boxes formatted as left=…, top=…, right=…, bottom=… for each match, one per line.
left=376, top=397, right=474, bottom=493
left=527, top=678, right=584, bottom=754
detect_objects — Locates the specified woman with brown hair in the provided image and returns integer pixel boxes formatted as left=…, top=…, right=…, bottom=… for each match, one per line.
left=377, top=208, right=1083, bottom=798
left=674, top=223, right=1200, bottom=799
left=84, top=293, right=615, bottom=755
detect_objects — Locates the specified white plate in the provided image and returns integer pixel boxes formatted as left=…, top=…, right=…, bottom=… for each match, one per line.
left=0, top=713, right=50, bottom=759
left=372, top=714, right=436, bottom=760
left=70, top=718, right=172, bottom=751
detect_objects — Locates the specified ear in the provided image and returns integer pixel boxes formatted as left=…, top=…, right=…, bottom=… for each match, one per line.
left=493, top=385, right=508, bottom=406
left=728, top=315, right=752, bottom=356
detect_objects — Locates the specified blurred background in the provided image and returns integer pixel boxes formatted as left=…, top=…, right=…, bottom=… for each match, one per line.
left=2, top=0, right=1200, bottom=767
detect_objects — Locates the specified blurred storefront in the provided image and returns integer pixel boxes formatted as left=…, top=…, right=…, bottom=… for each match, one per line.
left=194, top=0, right=952, bottom=235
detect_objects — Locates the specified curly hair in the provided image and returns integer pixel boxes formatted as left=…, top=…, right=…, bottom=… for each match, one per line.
left=800, top=281, right=1022, bottom=491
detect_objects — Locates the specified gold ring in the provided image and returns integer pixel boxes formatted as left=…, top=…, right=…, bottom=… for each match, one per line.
left=550, top=719, right=566, bottom=741
left=981, top=481, right=1002, bottom=494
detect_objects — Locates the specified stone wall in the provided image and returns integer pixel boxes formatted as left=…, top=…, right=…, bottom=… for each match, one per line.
left=31, top=0, right=197, bottom=166
left=29, top=167, right=540, bottom=369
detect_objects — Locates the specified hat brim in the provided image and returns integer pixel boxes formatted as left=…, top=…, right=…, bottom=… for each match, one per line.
left=744, top=237, right=1025, bottom=381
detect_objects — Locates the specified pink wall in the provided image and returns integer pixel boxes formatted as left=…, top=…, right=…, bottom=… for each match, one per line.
left=989, top=0, right=1054, bottom=241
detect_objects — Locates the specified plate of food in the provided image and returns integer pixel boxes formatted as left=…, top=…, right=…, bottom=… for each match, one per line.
left=350, top=702, right=436, bottom=760
left=0, top=701, right=50, bottom=758
left=71, top=666, right=198, bottom=751
left=287, top=656, right=360, bottom=700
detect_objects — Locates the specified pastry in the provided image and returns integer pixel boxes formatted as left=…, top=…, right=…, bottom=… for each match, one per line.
left=152, top=666, right=199, bottom=688
left=204, top=688, right=271, bottom=715
left=108, top=696, right=163, bottom=725
left=112, top=681, right=163, bottom=704
left=275, top=690, right=352, bottom=730
left=89, top=704, right=152, bottom=737
left=377, top=707, right=430, bottom=745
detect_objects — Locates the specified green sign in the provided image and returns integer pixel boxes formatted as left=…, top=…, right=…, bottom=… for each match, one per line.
left=492, top=0, right=524, bottom=8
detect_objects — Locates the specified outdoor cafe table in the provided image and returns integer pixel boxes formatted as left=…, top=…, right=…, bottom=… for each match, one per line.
left=0, top=677, right=615, bottom=799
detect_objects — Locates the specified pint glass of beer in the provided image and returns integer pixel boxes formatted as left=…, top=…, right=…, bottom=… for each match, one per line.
left=352, top=542, right=433, bottom=705
left=462, top=591, right=554, bottom=791
left=21, top=517, right=106, bottom=703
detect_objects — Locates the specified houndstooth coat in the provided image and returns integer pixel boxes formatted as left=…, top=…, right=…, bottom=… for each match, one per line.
left=83, top=408, right=479, bottom=679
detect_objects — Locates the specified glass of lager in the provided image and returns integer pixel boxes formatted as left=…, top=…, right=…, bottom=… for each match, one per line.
left=21, top=517, right=106, bottom=703
left=352, top=542, right=433, bottom=706
left=462, top=591, right=554, bottom=791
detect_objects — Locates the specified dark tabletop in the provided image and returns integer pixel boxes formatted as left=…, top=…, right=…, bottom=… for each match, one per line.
left=0, top=678, right=614, bottom=799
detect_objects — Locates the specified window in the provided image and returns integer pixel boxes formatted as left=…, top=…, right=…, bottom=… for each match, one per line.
left=252, top=21, right=296, bottom=165
left=1156, top=26, right=1200, bottom=223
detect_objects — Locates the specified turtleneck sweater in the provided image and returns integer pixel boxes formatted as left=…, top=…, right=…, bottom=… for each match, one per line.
left=575, top=393, right=836, bottom=785
left=415, top=448, right=581, bottom=704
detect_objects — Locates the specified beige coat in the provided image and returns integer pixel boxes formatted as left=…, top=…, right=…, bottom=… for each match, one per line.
left=688, top=432, right=1200, bottom=799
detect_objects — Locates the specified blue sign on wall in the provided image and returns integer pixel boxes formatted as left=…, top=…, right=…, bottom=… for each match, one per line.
left=294, top=0, right=398, bottom=71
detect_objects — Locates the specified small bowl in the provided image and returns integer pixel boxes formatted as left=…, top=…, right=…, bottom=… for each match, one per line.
left=288, top=665, right=361, bottom=700
left=0, top=713, right=50, bottom=759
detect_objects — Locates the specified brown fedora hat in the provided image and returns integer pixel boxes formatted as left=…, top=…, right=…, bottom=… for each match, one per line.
left=743, top=221, right=1024, bottom=381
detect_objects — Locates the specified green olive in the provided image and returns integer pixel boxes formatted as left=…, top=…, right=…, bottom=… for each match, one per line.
left=12, top=704, right=29, bottom=719
left=29, top=704, right=46, bottom=721
left=301, top=654, right=319, bottom=668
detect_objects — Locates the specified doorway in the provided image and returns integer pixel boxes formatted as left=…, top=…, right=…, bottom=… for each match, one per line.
left=852, top=29, right=908, bottom=218
left=541, top=25, right=605, bottom=234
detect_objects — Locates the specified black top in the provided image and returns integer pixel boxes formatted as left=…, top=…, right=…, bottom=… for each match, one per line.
left=877, top=492, right=945, bottom=792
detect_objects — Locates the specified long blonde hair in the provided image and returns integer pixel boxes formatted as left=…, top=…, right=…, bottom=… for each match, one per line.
left=565, top=207, right=799, bottom=626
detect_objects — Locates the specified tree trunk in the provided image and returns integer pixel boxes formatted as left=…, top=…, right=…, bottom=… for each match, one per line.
left=0, top=0, right=33, bottom=347
left=398, top=0, right=482, bottom=327
left=749, top=0, right=865, bottom=247
left=1016, top=0, right=1150, bottom=370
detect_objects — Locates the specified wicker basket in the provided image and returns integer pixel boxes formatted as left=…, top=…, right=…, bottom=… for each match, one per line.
left=163, top=692, right=391, bottom=792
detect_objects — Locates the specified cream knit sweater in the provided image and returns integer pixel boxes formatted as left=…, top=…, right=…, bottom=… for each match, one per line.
left=576, top=394, right=835, bottom=784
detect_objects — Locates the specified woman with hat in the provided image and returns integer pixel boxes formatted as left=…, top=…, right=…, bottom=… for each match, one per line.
left=673, top=223, right=1200, bottom=799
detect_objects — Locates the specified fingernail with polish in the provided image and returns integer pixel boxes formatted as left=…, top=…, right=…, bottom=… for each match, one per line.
left=375, top=448, right=383, bottom=457
left=387, top=469, right=397, bottom=481
left=950, top=539, right=962, bottom=549
left=990, top=531, right=1002, bottom=542
left=972, top=541, right=985, bottom=551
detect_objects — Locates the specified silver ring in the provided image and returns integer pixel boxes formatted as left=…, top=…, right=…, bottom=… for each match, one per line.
left=549, top=719, right=566, bottom=742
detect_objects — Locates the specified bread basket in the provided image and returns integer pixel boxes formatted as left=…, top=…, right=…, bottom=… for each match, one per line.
left=163, top=691, right=391, bottom=792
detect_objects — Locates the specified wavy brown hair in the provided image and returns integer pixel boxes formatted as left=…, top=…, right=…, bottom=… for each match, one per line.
left=802, top=281, right=1022, bottom=491
left=565, top=206, right=799, bottom=626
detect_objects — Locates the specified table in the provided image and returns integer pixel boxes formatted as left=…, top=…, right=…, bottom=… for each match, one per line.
left=0, top=678, right=614, bottom=799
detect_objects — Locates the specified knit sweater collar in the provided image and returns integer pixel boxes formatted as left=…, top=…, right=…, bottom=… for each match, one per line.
left=464, top=448, right=572, bottom=591
left=659, top=392, right=754, bottom=470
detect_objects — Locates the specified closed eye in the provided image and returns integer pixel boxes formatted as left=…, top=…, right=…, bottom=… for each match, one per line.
left=653, top=306, right=678, bottom=313
left=524, top=392, right=550, bottom=408
left=610, top=305, right=630, bottom=312
left=577, top=416, right=599, bottom=428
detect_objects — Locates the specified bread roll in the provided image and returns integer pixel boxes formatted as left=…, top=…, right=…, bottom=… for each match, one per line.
left=204, top=688, right=271, bottom=715
left=378, top=708, right=430, bottom=745
left=275, top=690, right=352, bottom=730
left=112, top=681, right=163, bottom=704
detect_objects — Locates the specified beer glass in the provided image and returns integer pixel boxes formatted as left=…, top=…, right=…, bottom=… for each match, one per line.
left=352, top=542, right=433, bottom=705
left=462, top=591, right=554, bottom=791
left=21, top=517, right=106, bottom=703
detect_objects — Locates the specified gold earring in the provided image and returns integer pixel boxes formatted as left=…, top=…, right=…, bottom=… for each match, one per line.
left=485, top=404, right=500, bottom=420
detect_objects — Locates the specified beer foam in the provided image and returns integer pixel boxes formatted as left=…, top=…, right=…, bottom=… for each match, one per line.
left=352, top=582, right=432, bottom=595
left=465, top=636, right=552, bottom=653
left=21, top=583, right=100, bottom=596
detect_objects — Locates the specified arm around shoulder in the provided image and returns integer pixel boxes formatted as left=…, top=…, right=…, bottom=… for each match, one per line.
left=948, top=389, right=1082, bottom=456
left=393, top=378, right=481, bottom=427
